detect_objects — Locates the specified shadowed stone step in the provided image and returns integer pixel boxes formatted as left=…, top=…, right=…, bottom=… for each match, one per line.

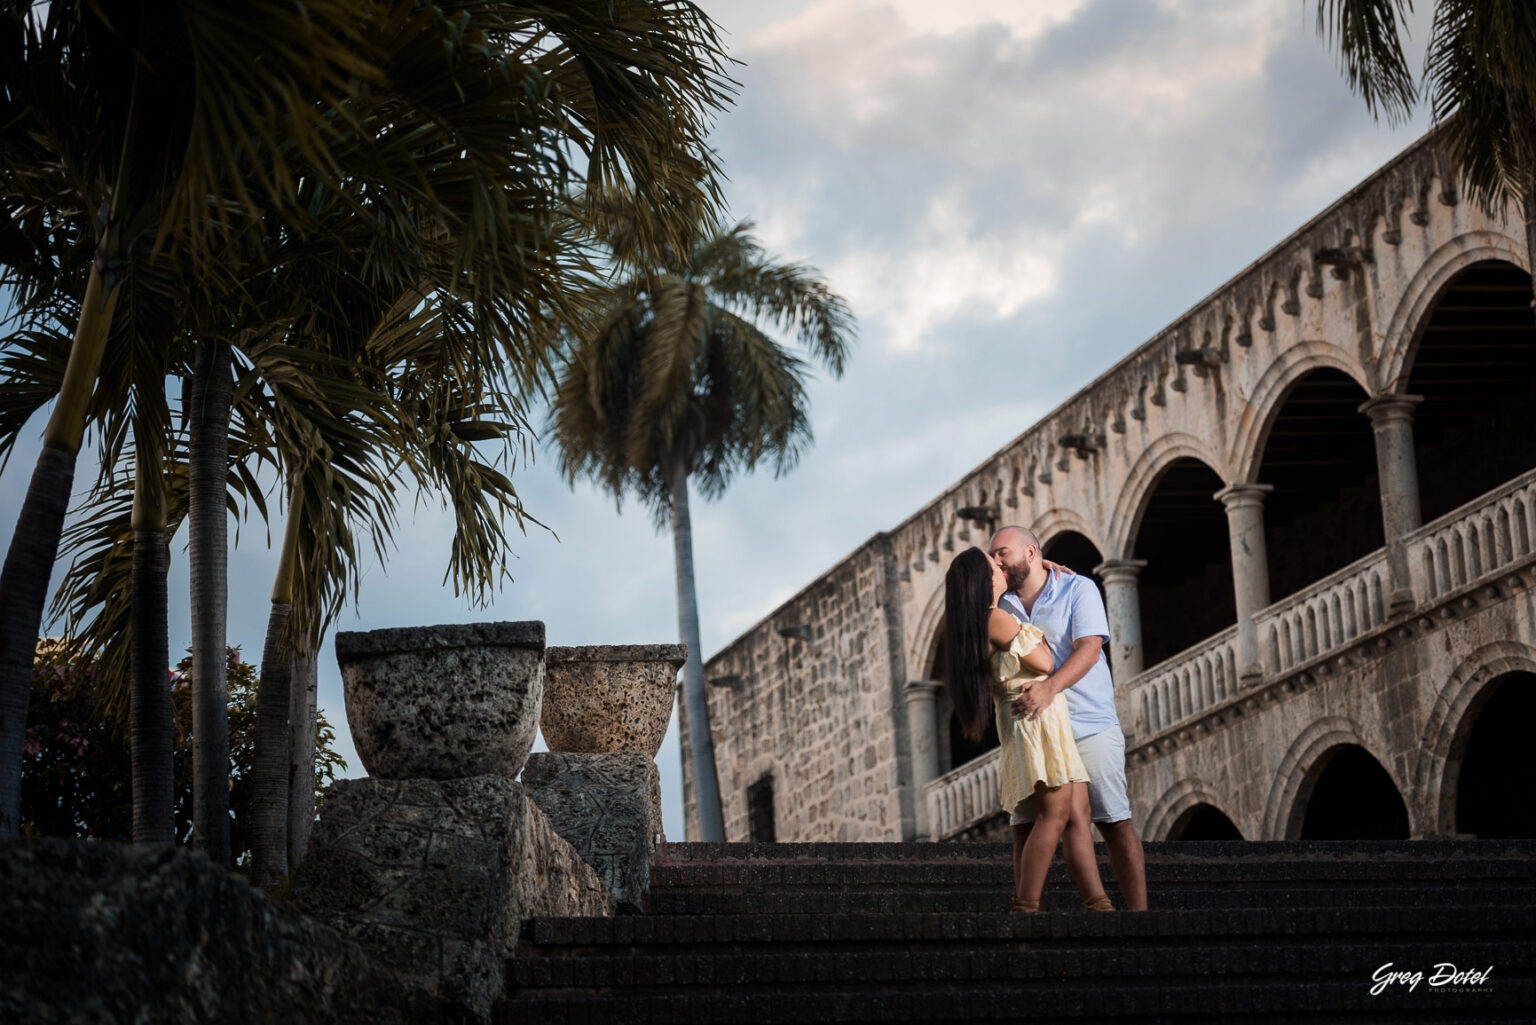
left=498, top=841, right=1536, bottom=1023
left=648, top=857, right=1536, bottom=891
left=644, top=882, right=1535, bottom=915
left=508, top=937, right=1525, bottom=988
left=521, top=905, right=1532, bottom=947
left=497, top=977, right=1536, bottom=1024
left=654, top=839, right=1536, bottom=862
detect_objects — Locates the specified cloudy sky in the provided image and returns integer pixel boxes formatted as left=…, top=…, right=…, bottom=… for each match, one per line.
left=2, top=1, right=1434, bottom=840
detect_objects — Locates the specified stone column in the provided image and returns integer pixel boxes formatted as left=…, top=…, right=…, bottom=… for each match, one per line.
left=1360, top=393, right=1424, bottom=615
left=904, top=681, right=942, bottom=840
left=1094, top=559, right=1148, bottom=682
left=1215, top=482, right=1274, bottom=683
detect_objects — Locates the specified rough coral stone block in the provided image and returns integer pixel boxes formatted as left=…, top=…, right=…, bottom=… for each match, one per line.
left=292, top=776, right=608, bottom=1022
left=523, top=751, right=662, bottom=912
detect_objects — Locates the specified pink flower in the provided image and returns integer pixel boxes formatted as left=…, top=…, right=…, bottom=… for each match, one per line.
left=22, top=739, right=41, bottom=757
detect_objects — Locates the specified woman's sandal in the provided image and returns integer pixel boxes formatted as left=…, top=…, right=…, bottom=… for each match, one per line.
left=1009, top=897, right=1040, bottom=913
left=1081, top=893, right=1115, bottom=911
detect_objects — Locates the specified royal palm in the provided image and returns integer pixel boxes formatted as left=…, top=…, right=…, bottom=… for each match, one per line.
left=551, top=217, right=855, bottom=841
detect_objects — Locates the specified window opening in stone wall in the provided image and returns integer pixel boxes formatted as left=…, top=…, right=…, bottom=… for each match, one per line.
left=1454, top=671, right=1536, bottom=838
left=747, top=775, right=776, bottom=842
left=1132, top=457, right=1235, bottom=668
left=1406, top=261, right=1536, bottom=523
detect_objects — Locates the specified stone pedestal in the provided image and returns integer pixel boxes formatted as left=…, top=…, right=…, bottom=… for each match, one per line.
left=291, top=776, right=608, bottom=1022
left=523, top=751, right=661, bottom=913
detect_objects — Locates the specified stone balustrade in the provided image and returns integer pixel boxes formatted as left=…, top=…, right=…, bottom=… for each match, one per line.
left=925, top=744, right=1002, bottom=841
left=1408, top=465, right=1536, bottom=601
left=1254, top=549, right=1390, bottom=678
left=1126, top=625, right=1239, bottom=740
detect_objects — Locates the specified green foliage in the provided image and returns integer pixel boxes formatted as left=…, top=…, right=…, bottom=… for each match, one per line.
left=1316, top=0, right=1536, bottom=211
left=551, top=214, right=856, bottom=523
left=20, top=643, right=345, bottom=865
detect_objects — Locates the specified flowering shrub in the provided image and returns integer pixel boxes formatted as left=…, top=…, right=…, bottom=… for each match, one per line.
left=21, top=642, right=346, bottom=865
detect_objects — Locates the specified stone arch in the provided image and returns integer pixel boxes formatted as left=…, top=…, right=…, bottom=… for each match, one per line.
left=1259, top=715, right=1403, bottom=840
left=1376, top=230, right=1529, bottom=392
left=1412, top=640, right=1536, bottom=837
left=908, top=580, right=947, bottom=679
left=1144, top=777, right=1240, bottom=841
left=1106, top=432, right=1230, bottom=559
left=1227, top=343, right=1371, bottom=484
left=1031, top=507, right=1105, bottom=556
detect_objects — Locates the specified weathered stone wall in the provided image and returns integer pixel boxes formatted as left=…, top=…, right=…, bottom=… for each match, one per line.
left=1134, top=557, right=1536, bottom=840
left=685, top=536, right=913, bottom=842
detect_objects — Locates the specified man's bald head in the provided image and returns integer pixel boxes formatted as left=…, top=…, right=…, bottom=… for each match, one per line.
left=989, top=525, right=1042, bottom=591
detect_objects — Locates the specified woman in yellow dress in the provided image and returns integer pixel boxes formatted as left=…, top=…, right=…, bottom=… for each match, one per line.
left=944, top=547, right=1112, bottom=912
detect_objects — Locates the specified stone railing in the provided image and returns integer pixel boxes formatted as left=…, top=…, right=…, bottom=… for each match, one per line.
left=1408, top=466, right=1536, bottom=601
left=924, top=748, right=1002, bottom=841
left=1254, top=548, right=1390, bottom=677
left=1125, top=624, right=1239, bottom=740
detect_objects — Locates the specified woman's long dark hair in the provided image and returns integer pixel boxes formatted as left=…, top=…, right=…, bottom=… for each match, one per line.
left=943, top=547, right=996, bottom=744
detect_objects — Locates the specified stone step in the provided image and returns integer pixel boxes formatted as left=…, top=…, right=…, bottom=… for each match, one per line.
left=508, top=936, right=1524, bottom=987
left=648, top=857, right=1536, bottom=891
left=500, top=843, right=1534, bottom=1023
left=498, top=976, right=1534, bottom=1024
left=644, top=882, right=1535, bottom=915
left=655, top=839, right=1536, bottom=863
left=519, top=905, right=1532, bottom=949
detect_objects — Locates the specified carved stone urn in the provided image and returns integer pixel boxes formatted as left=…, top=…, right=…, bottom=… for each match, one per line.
left=539, top=644, right=688, bottom=756
left=336, top=621, right=545, bottom=779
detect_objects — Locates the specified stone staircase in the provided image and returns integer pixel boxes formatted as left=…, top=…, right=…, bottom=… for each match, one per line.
left=499, top=840, right=1536, bottom=1023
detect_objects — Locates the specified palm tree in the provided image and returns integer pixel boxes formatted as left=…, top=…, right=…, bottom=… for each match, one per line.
left=0, top=0, right=399, bottom=843
left=1314, top=1, right=1536, bottom=293
left=550, top=217, right=856, bottom=841
left=0, top=0, right=734, bottom=843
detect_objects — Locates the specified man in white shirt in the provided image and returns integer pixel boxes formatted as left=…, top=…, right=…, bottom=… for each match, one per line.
left=990, top=525, right=1148, bottom=910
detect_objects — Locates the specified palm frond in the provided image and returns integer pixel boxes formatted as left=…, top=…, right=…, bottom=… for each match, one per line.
left=1423, top=0, right=1536, bottom=212
left=1316, top=0, right=1419, bottom=125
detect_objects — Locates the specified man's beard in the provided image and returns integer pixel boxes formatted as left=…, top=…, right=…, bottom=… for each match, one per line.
left=1003, top=563, right=1029, bottom=591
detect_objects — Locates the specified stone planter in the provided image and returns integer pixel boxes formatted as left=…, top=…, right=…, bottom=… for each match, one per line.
left=336, top=621, right=545, bottom=780
left=539, top=644, right=687, bottom=756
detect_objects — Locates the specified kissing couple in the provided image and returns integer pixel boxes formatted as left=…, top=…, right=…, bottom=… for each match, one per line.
left=943, top=526, right=1147, bottom=912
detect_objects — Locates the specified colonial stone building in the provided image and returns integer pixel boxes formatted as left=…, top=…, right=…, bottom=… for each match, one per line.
left=682, top=132, right=1536, bottom=846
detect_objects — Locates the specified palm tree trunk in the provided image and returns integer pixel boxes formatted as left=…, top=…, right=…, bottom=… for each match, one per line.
left=287, top=643, right=318, bottom=867
left=188, top=337, right=233, bottom=865
left=130, top=434, right=174, bottom=843
left=251, top=495, right=303, bottom=885
left=669, top=459, right=725, bottom=841
left=0, top=265, right=119, bottom=838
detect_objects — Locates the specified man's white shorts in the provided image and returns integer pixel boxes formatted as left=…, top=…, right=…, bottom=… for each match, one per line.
left=1008, top=724, right=1132, bottom=825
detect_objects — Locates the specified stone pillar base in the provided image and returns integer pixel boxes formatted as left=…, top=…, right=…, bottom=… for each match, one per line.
left=523, top=751, right=662, bottom=914
left=291, top=776, right=609, bottom=1022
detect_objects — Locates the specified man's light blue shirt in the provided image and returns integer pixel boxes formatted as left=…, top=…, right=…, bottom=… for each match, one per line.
left=998, top=569, right=1118, bottom=741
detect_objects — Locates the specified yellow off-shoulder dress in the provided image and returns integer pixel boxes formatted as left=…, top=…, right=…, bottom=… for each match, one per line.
left=991, top=619, right=1089, bottom=813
